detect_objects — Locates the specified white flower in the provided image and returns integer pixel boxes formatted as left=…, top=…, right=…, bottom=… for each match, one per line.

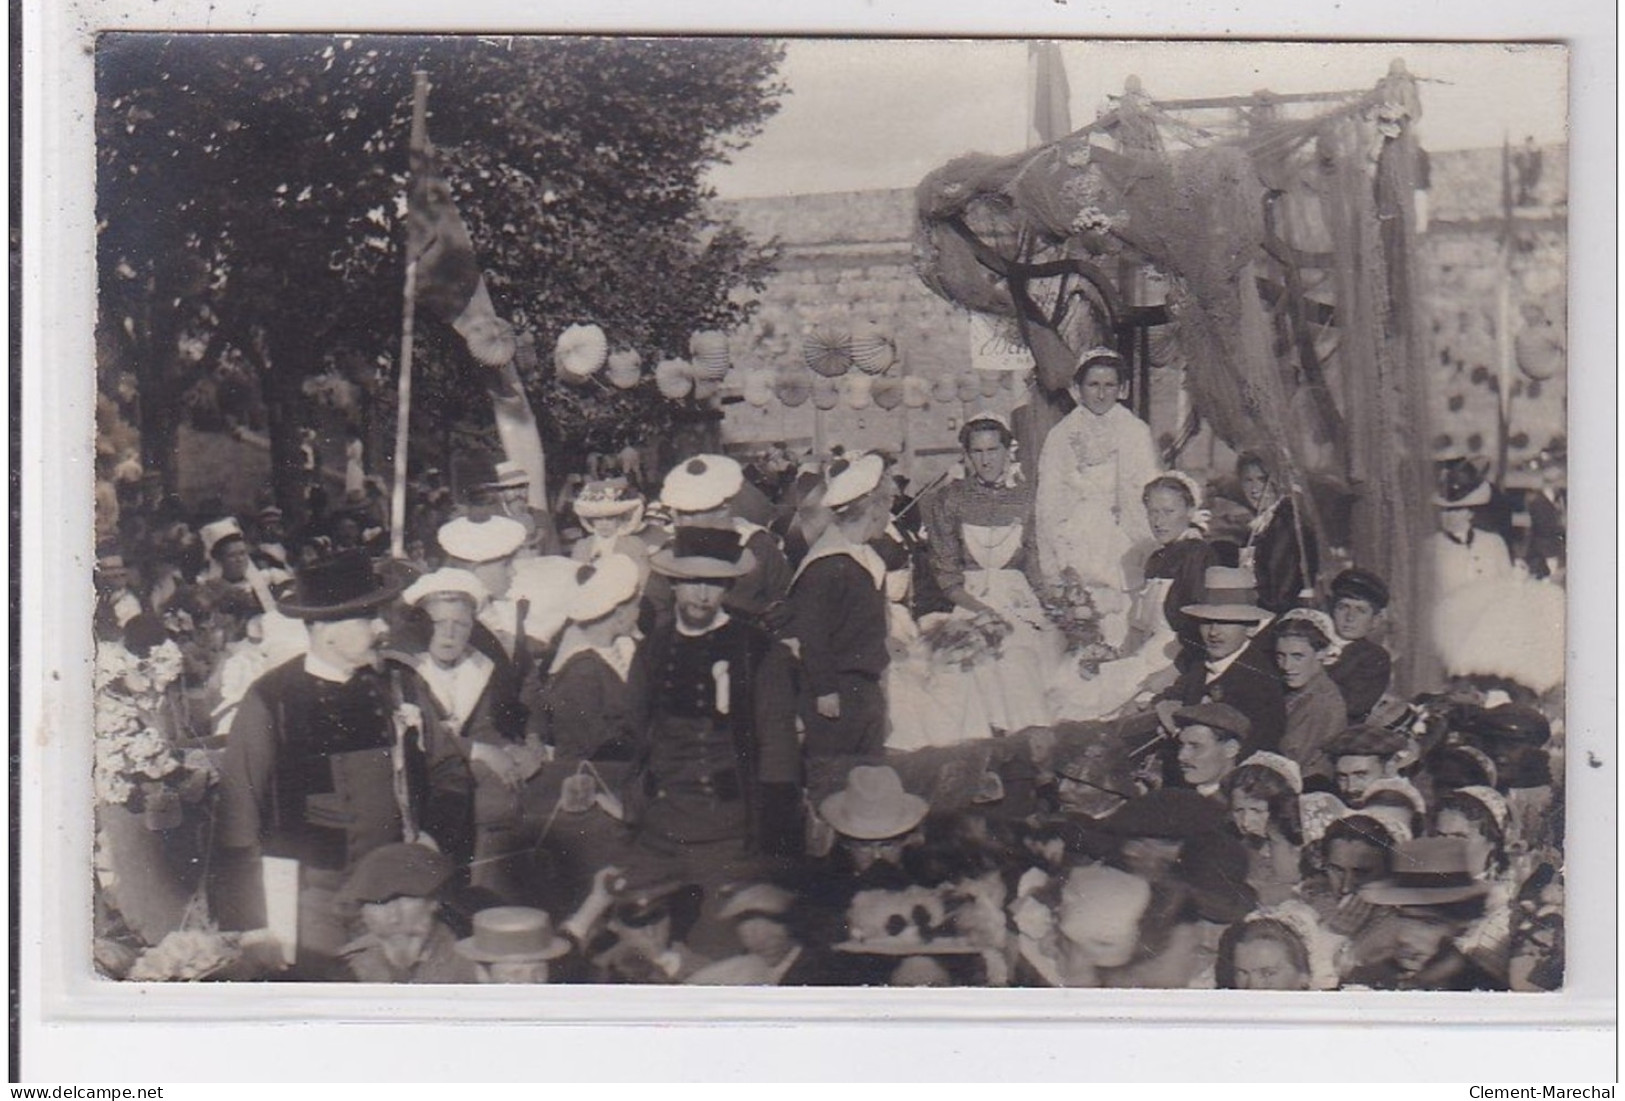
left=1071, top=206, right=1118, bottom=236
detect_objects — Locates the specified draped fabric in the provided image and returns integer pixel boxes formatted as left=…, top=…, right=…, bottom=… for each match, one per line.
left=913, top=69, right=1434, bottom=690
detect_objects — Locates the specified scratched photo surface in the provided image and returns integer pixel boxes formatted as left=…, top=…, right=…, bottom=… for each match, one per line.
left=89, top=35, right=1569, bottom=991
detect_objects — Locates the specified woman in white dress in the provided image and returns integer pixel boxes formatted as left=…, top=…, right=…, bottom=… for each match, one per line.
left=1034, top=348, right=1162, bottom=650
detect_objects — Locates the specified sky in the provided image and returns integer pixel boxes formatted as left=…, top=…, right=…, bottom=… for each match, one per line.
left=708, top=39, right=1569, bottom=198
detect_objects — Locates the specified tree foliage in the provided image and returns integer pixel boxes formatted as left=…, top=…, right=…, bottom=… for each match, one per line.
left=97, top=34, right=785, bottom=508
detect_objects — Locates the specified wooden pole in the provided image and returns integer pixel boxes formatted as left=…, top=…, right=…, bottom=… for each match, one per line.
left=391, top=71, right=430, bottom=560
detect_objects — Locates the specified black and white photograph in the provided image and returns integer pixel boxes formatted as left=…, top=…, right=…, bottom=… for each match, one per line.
left=17, top=1, right=1617, bottom=1080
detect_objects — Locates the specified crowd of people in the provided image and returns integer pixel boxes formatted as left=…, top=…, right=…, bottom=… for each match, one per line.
left=93, top=346, right=1566, bottom=991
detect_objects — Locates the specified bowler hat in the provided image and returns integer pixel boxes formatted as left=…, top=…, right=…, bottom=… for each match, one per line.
left=275, top=550, right=404, bottom=621
left=1434, top=458, right=1492, bottom=508
left=648, top=526, right=756, bottom=581
left=1472, top=704, right=1552, bottom=748
left=1358, top=837, right=1490, bottom=906
left=455, top=906, right=571, bottom=963
left=1330, top=567, right=1390, bottom=611
left=1181, top=566, right=1272, bottom=623
left=337, top=842, right=454, bottom=907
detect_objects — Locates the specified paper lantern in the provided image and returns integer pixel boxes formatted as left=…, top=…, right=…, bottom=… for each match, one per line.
left=902, top=377, right=931, bottom=409
left=803, top=326, right=854, bottom=378
left=843, top=374, right=873, bottom=410
left=930, top=377, right=958, bottom=404
left=979, top=371, right=1002, bottom=399
left=776, top=371, right=812, bottom=407
left=956, top=373, right=981, bottom=403
left=811, top=376, right=841, bottom=410
left=606, top=349, right=643, bottom=390
left=689, top=330, right=732, bottom=381
left=850, top=322, right=897, bottom=375
left=872, top=377, right=904, bottom=410
left=555, top=323, right=608, bottom=380
left=655, top=358, right=693, bottom=400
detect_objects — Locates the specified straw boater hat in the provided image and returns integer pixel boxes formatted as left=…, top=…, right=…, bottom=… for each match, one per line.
left=648, top=526, right=756, bottom=581
left=455, top=906, right=572, bottom=963
left=1434, top=457, right=1492, bottom=508
left=1181, top=565, right=1273, bottom=623
left=573, top=477, right=644, bottom=520
left=818, top=765, right=929, bottom=840
left=660, top=455, right=744, bottom=513
left=276, top=550, right=405, bottom=621
left=1358, top=837, right=1491, bottom=907
left=437, top=515, right=527, bottom=564
left=564, top=554, right=641, bottom=623
left=823, top=452, right=886, bottom=509
left=401, top=567, right=490, bottom=610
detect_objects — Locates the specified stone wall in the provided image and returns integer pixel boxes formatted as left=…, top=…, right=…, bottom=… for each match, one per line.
left=712, top=143, right=1568, bottom=487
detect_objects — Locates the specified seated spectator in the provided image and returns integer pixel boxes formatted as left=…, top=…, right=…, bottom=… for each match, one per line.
left=336, top=843, right=478, bottom=984
left=1222, top=752, right=1304, bottom=907
left=1215, top=907, right=1318, bottom=991
left=1349, top=837, right=1504, bottom=990
left=1325, top=724, right=1411, bottom=807
left=1171, top=702, right=1254, bottom=798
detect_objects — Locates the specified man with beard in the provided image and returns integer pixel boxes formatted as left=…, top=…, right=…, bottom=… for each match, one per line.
left=211, top=550, right=408, bottom=979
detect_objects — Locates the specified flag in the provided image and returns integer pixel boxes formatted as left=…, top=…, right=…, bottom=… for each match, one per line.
left=1028, top=41, right=1071, bottom=148
left=406, top=137, right=516, bottom=367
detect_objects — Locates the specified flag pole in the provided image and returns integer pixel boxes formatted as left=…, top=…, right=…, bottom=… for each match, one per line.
left=392, top=71, right=430, bottom=560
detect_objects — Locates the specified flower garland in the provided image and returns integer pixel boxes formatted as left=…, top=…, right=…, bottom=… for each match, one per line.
left=93, top=638, right=217, bottom=814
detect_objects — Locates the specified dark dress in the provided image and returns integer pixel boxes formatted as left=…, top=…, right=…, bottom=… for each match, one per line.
left=1246, top=498, right=1319, bottom=614
left=787, top=546, right=891, bottom=761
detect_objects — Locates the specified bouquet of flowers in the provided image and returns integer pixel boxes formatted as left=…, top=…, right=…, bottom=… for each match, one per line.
left=93, top=638, right=217, bottom=821
left=1038, top=568, right=1121, bottom=676
left=920, top=611, right=1010, bottom=672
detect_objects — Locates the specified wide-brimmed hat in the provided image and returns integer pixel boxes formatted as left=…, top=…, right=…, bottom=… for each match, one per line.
left=455, top=906, right=572, bottom=963
left=1094, top=788, right=1228, bottom=840
left=437, top=515, right=527, bottom=564
left=660, top=455, right=744, bottom=513
left=1330, top=567, right=1391, bottom=611
left=1359, top=837, right=1491, bottom=907
left=565, top=555, right=641, bottom=623
left=1172, top=702, right=1252, bottom=742
left=1471, top=703, right=1552, bottom=748
left=648, top=526, right=756, bottom=581
left=824, top=452, right=886, bottom=509
left=573, top=477, right=644, bottom=519
left=401, top=567, right=490, bottom=610
left=1434, top=457, right=1492, bottom=508
left=276, top=550, right=405, bottom=621
left=1181, top=566, right=1272, bottom=622
left=336, top=842, right=454, bottom=907
left=819, top=765, right=929, bottom=840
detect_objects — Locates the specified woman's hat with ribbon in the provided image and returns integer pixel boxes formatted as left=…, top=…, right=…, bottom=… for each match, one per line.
left=823, top=452, right=886, bottom=509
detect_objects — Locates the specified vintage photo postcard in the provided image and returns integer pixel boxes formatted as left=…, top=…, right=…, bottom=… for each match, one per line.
left=17, top=0, right=1616, bottom=1081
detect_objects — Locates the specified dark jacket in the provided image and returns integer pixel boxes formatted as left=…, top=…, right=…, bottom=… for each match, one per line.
left=1166, top=646, right=1288, bottom=753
